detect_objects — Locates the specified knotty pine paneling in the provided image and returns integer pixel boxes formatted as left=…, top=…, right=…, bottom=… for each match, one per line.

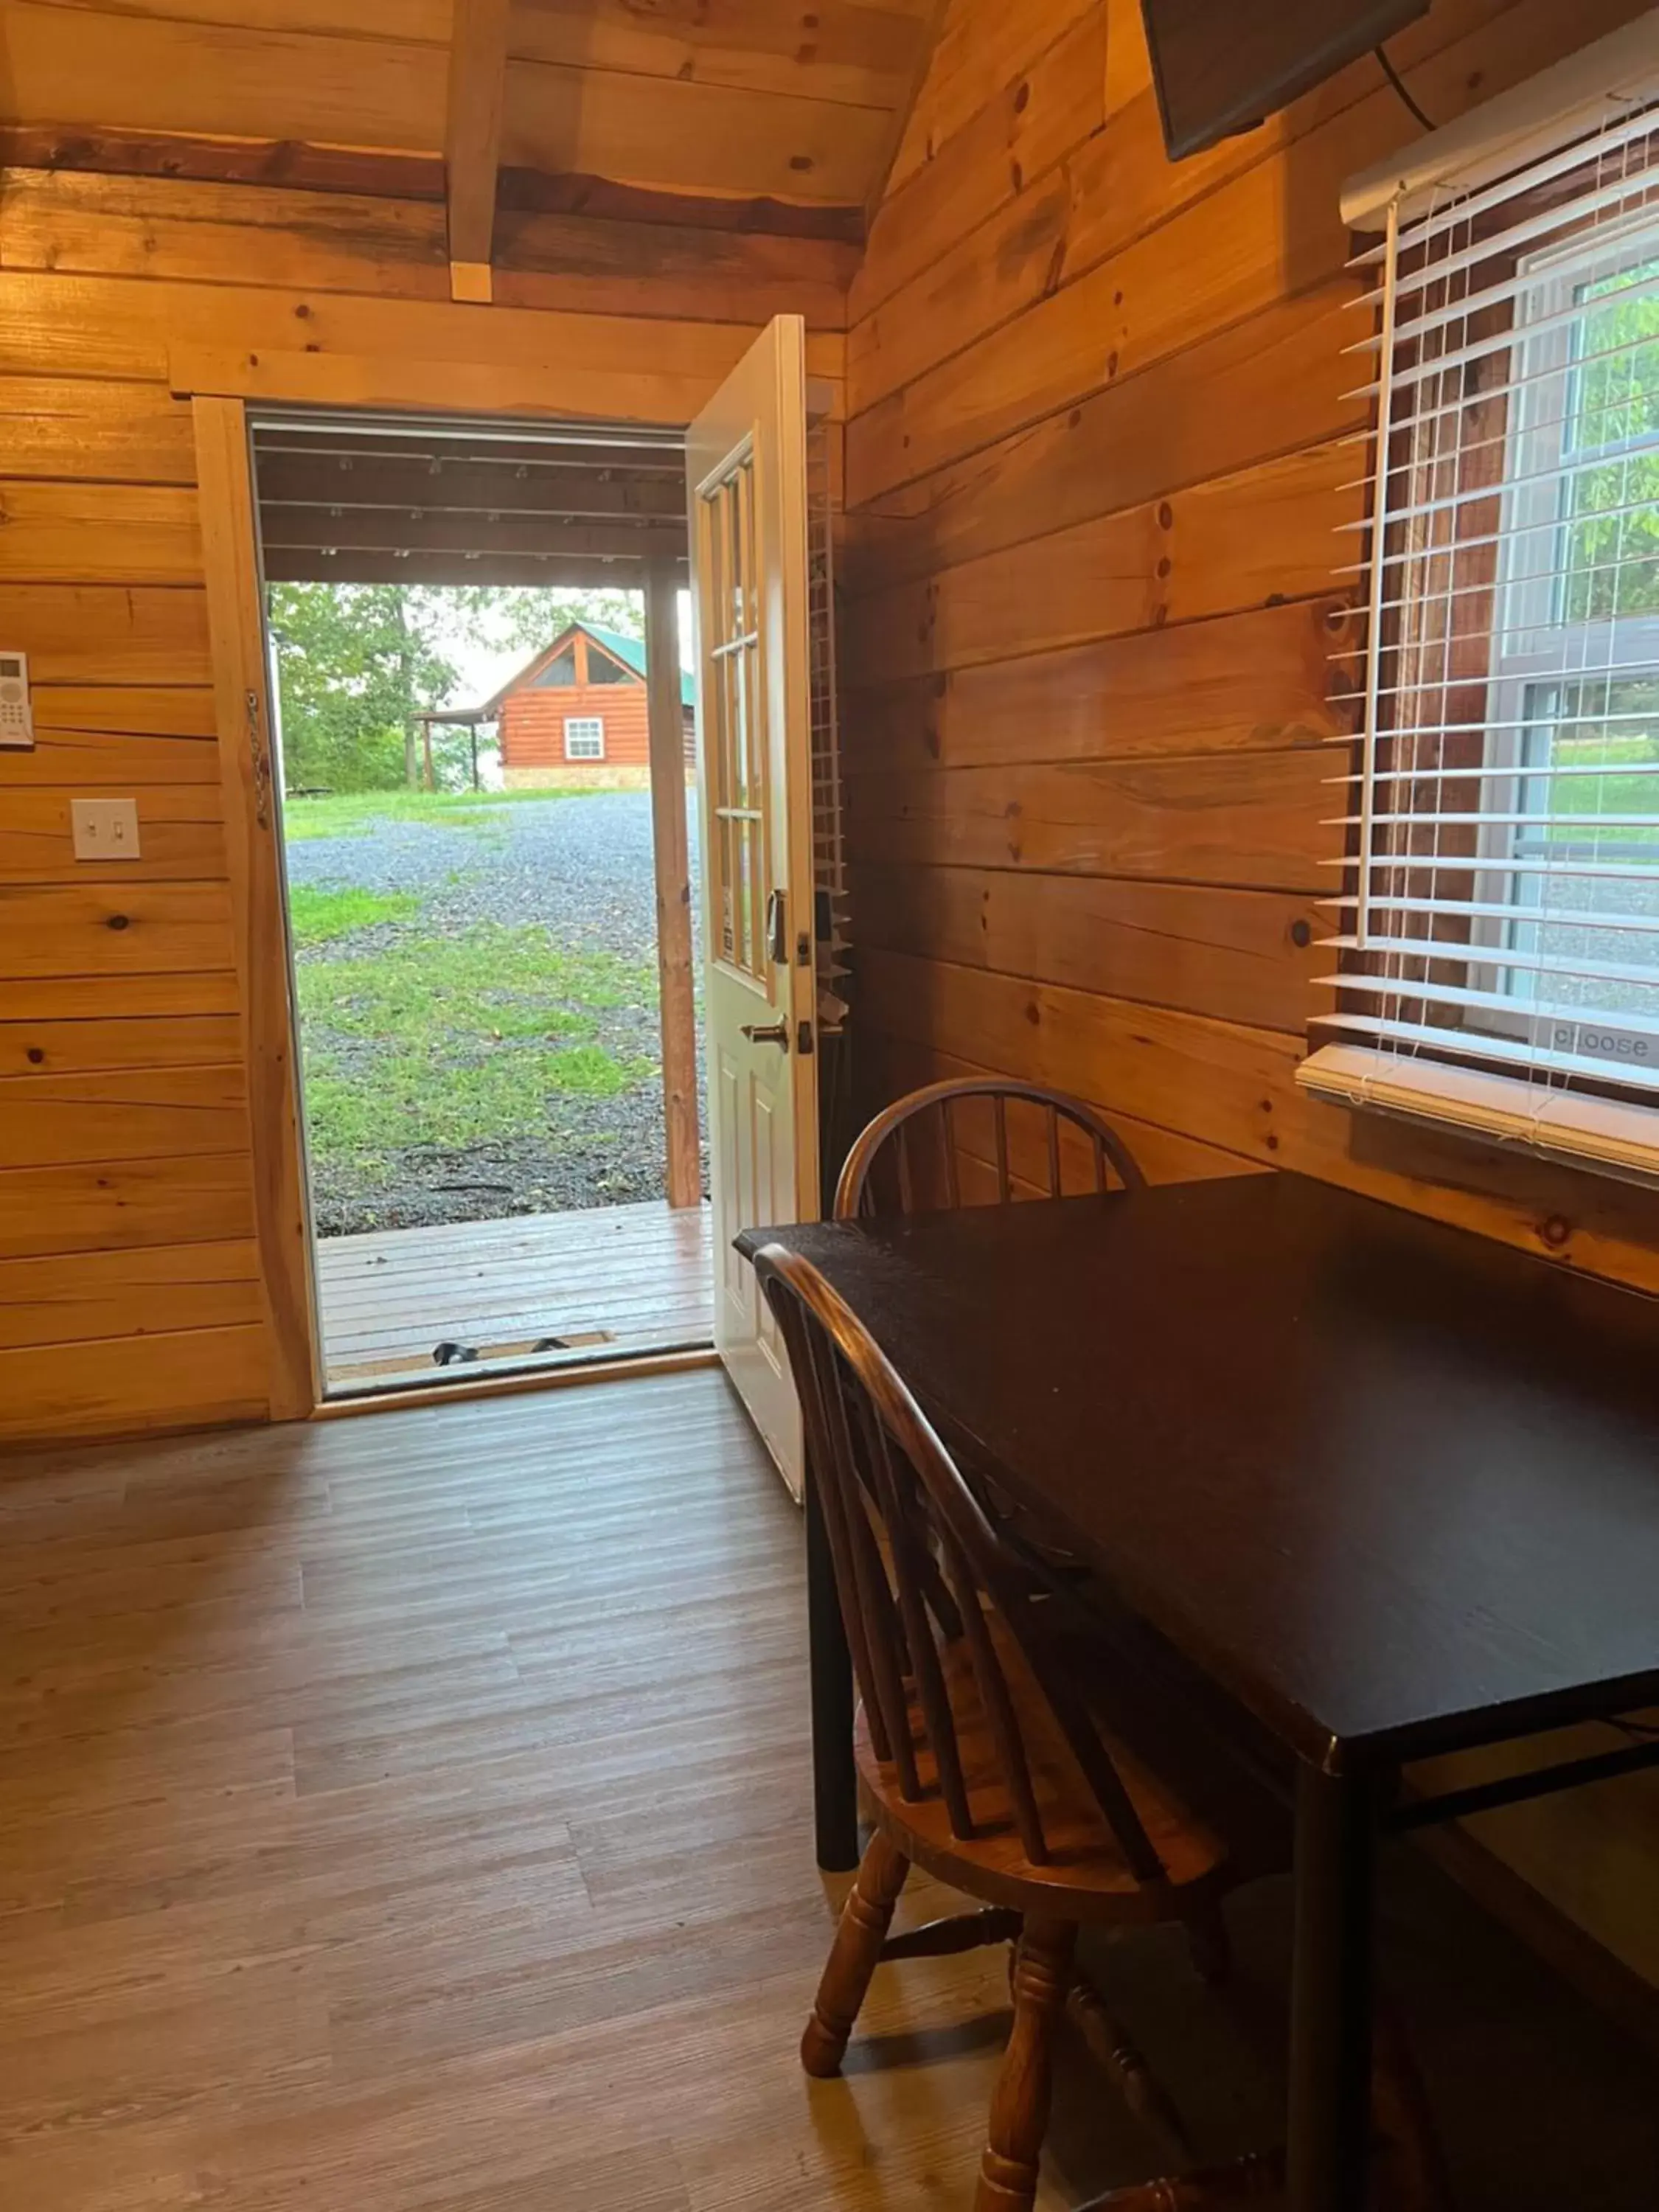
left=0, top=168, right=858, bottom=330
left=841, top=0, right=1659, bottom=1987
left=0, top=164, right=849, bottom=1442
left=849, top=864, right=1322, bottom=1032
left=847, top=748, right=1330, bottom=889
left=841, top=601, right=1352, bottom=777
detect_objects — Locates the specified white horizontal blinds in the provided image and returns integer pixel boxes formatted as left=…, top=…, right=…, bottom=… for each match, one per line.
left=1326, top=89, right=1659, bottom=1109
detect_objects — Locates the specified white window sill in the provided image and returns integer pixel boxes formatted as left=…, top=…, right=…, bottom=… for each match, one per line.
left=1297, top=1043, right=1659, bottom=1190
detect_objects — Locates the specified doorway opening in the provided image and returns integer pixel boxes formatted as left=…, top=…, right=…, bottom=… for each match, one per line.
left=250, top=410, right=710, bottom=1398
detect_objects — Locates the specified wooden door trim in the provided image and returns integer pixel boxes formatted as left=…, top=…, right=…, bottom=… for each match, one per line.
left=644, top=557, right=701, bottom=1208
left=193, top=394, right=319, bottom=1421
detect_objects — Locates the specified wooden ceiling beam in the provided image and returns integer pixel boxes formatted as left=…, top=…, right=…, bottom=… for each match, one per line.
left=445, top=0, right=512, bottom=302
left=255, top=453, right=687, bottom=523
left=0, top=128, right=866, bottom=243
left=259, top=507, right=688, bottom=562
left=262, top=549, right=672, bottom=589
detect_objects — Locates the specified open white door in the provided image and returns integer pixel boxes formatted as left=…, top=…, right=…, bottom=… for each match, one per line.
left=689, top=316, right=818, bottom=1495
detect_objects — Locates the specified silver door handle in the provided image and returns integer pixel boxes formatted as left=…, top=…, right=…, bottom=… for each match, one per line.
left=740, top=1020, right=790, bottom=1048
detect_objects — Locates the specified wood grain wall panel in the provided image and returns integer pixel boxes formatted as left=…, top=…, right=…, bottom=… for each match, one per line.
left=849, top=863, right=1323, bottom=1032
left=0, top=973, right=239, bottom=1023
left=852, top=443, right=1357, bottom=686
left=859, top=947, right=1298, bottom=1164
left=29, top=689, right=220, bottom=738
left=0, top=885, right=235, bottom=980
left=0, top=159, right=849, bottom=1441
left=841, top=601, right=1353, bottom=776
left=0, top=270, right=844, bottom=398
left=848, top=749, right=1331, bottom=889
left=0, top=587, right=212, bottom=684
left=0, top=482, right=202, bottom=584
left=0, top=1240, right=263, bottom=1350
left=0, top=1324, right=270, bottom=1444
left=6, top=727, right=220, bottom=787
left=0, top=1153, right=257, bottom=1260
left=0, top=788, right=224, bottom=882
left=0, top=1014, right=242, bottom=1077
left=846, top=286, right=1361, bottom=591
left=885, top=0, right=1097, bottom=195
left=851, top=0, right=1652, bottom=495
left=0, top=169, right=858, bottom=330
left=852, top=6, right=1107, bottom=320
left=843, top=0, right=1659, bottom=1986
left=0, top=377, right=198, bottom=481
left=0, top=1066, right=249, bottom=1167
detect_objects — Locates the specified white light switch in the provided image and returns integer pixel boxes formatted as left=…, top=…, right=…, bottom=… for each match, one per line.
left=72, top=798, right=142, bottom=860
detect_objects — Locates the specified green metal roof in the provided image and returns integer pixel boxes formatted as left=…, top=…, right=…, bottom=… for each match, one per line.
left=577, top=621, right=695, bottom=710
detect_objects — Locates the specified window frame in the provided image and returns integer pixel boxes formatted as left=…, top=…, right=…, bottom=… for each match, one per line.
left=563, top=715, right=605, bottom=762
left=1466, top=212, right=1659, bottom=1057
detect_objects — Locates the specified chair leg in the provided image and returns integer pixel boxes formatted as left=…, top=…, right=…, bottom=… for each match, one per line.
left=1067, top=1968, right=1192, bottom=2165
left=975, top=1916, right=1077, bottom=2212
left=800, top=1829, right=911, bottom=2078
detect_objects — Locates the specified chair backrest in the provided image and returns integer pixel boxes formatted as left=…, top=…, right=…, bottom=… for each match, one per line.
left=754, top=1242, right=1169, bottom=1885
left=835, top=1077, right=1145, bottom=1220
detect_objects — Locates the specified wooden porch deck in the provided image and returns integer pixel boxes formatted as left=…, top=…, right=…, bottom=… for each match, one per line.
left=315, top=1200, right=714, bottom=1394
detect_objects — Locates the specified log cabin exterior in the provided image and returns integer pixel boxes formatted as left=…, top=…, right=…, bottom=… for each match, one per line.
left=4, top=0, right=1659, bottom=2121
left=488, top=620, right=697, bottom=785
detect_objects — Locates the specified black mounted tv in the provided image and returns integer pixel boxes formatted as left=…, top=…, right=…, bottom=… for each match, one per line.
left=1141, top=0, right=1430, bottom=160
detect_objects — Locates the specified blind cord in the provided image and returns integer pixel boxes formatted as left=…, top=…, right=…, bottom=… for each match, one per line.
left=1375, top=42, right=1435, bottom=131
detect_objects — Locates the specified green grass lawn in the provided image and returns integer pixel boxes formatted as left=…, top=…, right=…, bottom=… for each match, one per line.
left=294, top=921, right=657, bottom=1178
left=283, top=788, right=602, bottom=841
left=288, top=885, right=420, bottom=946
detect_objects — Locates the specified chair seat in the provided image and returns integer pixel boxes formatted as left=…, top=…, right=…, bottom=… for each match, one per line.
left=854, top=1621, right=1230, bottom=1923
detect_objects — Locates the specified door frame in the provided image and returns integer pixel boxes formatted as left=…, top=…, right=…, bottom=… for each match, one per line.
left=195, top=395, right=319, bottom=1421
left=189, top=372, right=784, bottom=1416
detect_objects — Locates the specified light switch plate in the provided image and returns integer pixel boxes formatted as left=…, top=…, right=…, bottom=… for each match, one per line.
left=72, top=798, right=142, bottom=860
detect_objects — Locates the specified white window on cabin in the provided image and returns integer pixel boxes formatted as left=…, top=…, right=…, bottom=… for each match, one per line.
left=1302, top=82, right=1659, bottom=1178
left=564, top=717, right=605, bottom=761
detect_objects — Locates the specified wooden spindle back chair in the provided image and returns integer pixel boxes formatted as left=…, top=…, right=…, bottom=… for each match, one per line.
left=835, top=1077, right=1146, bottom=1222
left=760, top=1242, right=1175, bottom=1891
left=755, top=1242, right=1255, bottom=2212
left=757, top=1244, right=1453, bottom=2212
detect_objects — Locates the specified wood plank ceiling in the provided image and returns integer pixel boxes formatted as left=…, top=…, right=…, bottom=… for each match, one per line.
left=0, top=0, right=944, bottom=296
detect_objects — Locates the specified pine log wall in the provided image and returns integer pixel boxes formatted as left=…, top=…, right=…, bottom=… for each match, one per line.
left=838, top=0, right=1659, bottom=1993
left=0, top=167, right=848, bottom=1444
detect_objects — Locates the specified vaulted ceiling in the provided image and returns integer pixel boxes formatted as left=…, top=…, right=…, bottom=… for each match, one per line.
left=0, top=0, right=942, bottom=291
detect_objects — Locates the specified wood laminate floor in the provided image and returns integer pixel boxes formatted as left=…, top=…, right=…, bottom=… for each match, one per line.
left=0, top=1371, right=1655, bottom=2209
left=314, top=1200, right=714, bottom=1394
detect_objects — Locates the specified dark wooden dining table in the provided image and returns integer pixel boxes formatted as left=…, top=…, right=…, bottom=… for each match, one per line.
left=737, top=1170, right=1659, bottom=2212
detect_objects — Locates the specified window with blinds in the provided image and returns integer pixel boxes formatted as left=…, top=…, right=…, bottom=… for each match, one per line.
left=1301, top=20, right=1659, bottom=1182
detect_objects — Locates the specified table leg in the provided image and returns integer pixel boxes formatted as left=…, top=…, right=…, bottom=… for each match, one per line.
left=804, top=1463, right=859, bottom=1872
left=1287, top=1764, right=1376, bottom=2212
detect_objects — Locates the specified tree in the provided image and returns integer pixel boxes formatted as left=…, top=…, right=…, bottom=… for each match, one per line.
left=267, top=583, right=460, bottom=793
left=445, top=584, right=644, bottom=655
left=266, top=582, right=650, bottom=794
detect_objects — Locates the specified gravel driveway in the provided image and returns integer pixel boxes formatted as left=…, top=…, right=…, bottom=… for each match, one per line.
left=285, top=792, right=706, bottom=1236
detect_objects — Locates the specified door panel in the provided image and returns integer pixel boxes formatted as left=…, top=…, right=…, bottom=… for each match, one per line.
left=689, top=318, right=817, bottom=1495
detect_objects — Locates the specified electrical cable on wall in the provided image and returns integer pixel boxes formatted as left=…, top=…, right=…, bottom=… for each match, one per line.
left=1375, top=41, right=1435, bottom=131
